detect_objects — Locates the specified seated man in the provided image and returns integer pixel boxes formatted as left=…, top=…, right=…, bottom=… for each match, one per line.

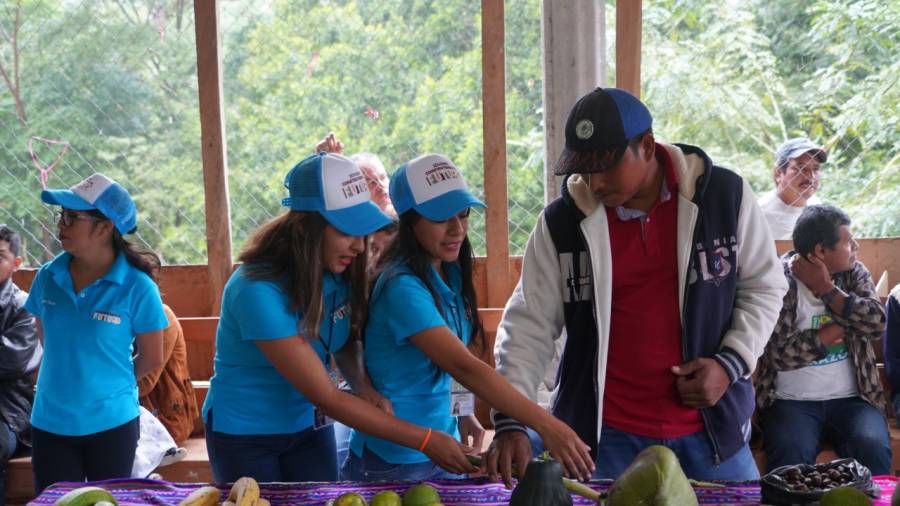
left=756, top=205, right=890, bottom=474
left=883, top=284, right=900, bottom=422
left=0, top=225, right=42, bottom=506
left=758, top=137, right=827, bottom=239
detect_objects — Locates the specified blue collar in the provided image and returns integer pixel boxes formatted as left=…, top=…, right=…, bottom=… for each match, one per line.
left=48, top=251, right=130, bottom=289
left=321, top=270, right=345, bottom=297
left=427, top=261, right=462, bottom=300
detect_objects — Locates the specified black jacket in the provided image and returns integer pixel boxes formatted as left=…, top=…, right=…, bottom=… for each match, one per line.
left=0, top=278, right=41, bottom=447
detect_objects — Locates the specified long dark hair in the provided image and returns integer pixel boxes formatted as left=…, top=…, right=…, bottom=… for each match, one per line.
left=375, top=209, right=484, bottom=353
left=85, top=209, right=161, bottom=283
left=239, top=211, right=368, bottom=341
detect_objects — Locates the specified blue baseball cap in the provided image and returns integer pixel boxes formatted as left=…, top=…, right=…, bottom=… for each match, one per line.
left=282, top=152, right=393, bottom=236
left=41, top=173, right=138, bottom=234
left=390, top=154, right=485, bottom=221
left=554, top=87, right=653, bottom=175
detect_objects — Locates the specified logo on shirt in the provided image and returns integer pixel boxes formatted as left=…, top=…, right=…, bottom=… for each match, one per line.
left=92, top=311, right=122, bottom=325
left=41, top=298, right=57, bottom=306
left=331, top=301, right=349, bottom=323
left=694, top=236, right=738, bottom=286
left=559, top=251, right=592, bottom=302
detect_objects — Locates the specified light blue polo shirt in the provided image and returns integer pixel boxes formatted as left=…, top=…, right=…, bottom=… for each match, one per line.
left=203, top=266, right=351, bottom=435
left=24, top=252, right=168, bottom=436
left=350, top=261, right=471, bottom=464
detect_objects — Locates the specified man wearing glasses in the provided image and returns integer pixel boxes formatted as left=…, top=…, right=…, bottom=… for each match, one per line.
left=758, top=138, right=828, bottom=240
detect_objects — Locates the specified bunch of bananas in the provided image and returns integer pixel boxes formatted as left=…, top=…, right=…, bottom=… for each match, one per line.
left=178, top=477, right=270, bottom=506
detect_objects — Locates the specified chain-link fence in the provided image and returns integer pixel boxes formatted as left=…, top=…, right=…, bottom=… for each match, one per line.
left=0, top=0, right=205, bottom=267
left=2, top=0, right=896, bottom=268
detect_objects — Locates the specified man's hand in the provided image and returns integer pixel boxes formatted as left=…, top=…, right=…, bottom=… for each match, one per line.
left=483, top=431, right=533, bottom=488
left=314, top=132, right=344, bottom=154
left=818, top=323, right=845, bottom=348
left=671, top=357, right=730, bottom=408
left=790, top=254, right=833, bottom=295
left=457, top=414, right=485, bottom=454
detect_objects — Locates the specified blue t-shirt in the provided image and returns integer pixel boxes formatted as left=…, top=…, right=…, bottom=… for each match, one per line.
left=203, top=266, right=351, bottom=435
left=24, top=252, right=168, bottom=436
left=350, top=261, right=471, bottom=464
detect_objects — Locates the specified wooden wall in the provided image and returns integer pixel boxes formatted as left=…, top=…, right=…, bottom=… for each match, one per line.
left=12, top=238, right=897, bottom=317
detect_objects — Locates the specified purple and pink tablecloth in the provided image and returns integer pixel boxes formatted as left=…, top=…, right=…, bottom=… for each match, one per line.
left=28, top=476, right=900, bottom=505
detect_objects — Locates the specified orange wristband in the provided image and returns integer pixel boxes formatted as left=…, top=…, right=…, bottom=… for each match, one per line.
left=418, top=428, right=433, bottom=452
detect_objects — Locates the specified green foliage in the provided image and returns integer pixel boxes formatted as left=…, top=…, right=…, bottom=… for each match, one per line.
left=1, top=0, right=896, bottom=267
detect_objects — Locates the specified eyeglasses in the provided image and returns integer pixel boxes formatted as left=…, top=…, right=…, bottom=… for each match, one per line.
left=56, top=209, right=103, bottom=227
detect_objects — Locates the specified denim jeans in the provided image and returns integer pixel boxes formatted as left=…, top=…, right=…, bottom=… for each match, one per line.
left=762, top=397, right=892, bottom=475
left=31, top=417, right=140, bottom=496
left=593, top=424, right=760, bottom=481
left=341, top=445, right=465, bottom=482
left=205, top=412, right=337, bottom=483
left=1, top=422, right=17, bottom=506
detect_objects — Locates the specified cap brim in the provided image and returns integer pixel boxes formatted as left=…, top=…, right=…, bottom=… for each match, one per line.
left=322, top=201, right=394, bottom=237
left=40, top=189, right=95, bottom=210
left=783, top=146, right=827, bottom=164
left=415, top=189, right=486, bottom=222
left=553, top=146, right=625, bottom=175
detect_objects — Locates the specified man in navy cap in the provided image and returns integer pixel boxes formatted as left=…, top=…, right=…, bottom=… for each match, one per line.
left=484, top=88, right=788, bottom=483
left=758, top=137, right=828, bottom=239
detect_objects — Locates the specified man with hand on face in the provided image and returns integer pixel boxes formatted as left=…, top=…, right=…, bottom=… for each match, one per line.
left=758, top=137, right=828, bottom=240
left=483, top=87, right=787, bottom=485
left=756, top=204, right=890, bottom=474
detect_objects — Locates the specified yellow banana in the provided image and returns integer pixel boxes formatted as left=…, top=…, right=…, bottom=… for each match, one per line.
left=257, top=499, right=271, bottom=506
left=177, top=486, right=221, bottom=506
left=227, top=477, right=260, bottom=506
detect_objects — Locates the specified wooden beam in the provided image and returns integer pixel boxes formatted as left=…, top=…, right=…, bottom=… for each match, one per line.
left=481, top=0, right=510, bottom=308
left=615, top=0, right=642, bottom=96
left=193, top=0, right=232, bottom=316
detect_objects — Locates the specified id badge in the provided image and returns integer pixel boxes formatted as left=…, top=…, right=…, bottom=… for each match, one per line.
left=314, top=358, right=340, bottom=430
left=450, top=379, right=475, bottom=416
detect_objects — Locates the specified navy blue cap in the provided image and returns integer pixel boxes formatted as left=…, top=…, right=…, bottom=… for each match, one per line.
left=554, top=87, right=653, bottom=175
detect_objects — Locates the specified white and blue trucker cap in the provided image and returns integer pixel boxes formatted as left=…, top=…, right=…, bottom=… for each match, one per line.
left=282, top=152, right=393, bottom=237
left=41, top=173, right=138, bottom=235
left=390, top=154, right=486, bottom=221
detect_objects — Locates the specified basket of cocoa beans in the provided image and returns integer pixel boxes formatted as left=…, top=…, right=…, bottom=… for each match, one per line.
left=760, top=458, right=879, bottom=504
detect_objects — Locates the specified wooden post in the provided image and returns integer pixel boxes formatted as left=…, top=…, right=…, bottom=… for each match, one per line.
left=481, top=0, right=510, bottom=309
left=193, top=0, right=232, bottom=316
left=616, top=0, right=642, bottom=96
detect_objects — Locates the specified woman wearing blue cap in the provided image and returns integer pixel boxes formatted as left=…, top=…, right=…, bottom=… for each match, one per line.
left=343, top=154, right=595, bottom=482
left=24, top=173, right=169, bottom=493
left=202, top=152, right=475, bottom=483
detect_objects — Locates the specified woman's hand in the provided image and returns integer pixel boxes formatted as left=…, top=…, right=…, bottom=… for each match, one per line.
left=457, top=414, right=485, bottom=454
left=536, top=417, right=594, bottom=481
left=422, top=430, right=479, bottom=475
left=357, top=386, right=394, bottom=415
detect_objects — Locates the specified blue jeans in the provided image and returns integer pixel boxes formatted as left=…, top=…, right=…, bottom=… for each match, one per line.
left=762, top=397, right=892, bottom=475
left=31, top=417, right=140, bottom=496
left=205, top=412, right=337, bottom=483
left=341, top=445, right=464, bottom=482
left=1, top=422, right=18, bottom=506
left=594, top=424, right=760, bottom=481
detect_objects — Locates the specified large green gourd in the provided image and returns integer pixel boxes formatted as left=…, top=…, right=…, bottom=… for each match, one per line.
left=606, top=445, right=698, bottom=506
left=508, top=457, right=573, bottom=506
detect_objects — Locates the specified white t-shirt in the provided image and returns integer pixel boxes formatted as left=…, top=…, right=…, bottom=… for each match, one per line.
left=758, top=191, right=823, bottom=240
left=775, top=281, right=857, bottom=401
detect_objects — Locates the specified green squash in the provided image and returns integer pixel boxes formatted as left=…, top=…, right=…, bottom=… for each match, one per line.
left=607, top=445, right=698, bottom=506
left=509, top=457, right=573, bottom=506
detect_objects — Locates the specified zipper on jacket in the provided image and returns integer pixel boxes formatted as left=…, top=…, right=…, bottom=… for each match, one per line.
left=683, top=208, right=723, bottom=466
left=578, top=224, right=601, bottom=441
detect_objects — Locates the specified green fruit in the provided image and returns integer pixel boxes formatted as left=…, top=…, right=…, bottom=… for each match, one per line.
left=53, top=487, right=118, bottom=506
left=607, top=445, right=698, bottom=506
left=370, top=491, right=402, bottom=506
left=402, top=484, right=440, bottom=506
left=821, top=487, right=872, bottom=506
left=893, top=483, right=900, bottom=506
left=333, top=492, right=367, bottom=506
left=509, top=457, right=572, bottom=506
